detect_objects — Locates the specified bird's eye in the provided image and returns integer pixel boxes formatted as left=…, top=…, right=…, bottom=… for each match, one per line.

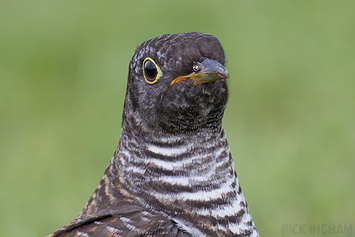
left=193, top=62, right=200, bottom=72
left=143, top=57, right=162, bottom=84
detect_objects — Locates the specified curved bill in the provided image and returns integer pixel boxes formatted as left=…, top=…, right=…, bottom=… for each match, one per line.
left=170, top=58, right=230, bottom=87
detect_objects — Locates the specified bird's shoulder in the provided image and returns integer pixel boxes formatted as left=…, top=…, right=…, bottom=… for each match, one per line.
left=48, top=209, right=192, bottom=237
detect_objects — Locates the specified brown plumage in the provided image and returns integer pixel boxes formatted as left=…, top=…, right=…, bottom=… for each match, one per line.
left=48, top=32, right=258, bottom=237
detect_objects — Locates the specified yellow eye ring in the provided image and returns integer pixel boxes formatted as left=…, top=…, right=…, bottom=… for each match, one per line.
left=143, top=57, right=162, bottom=84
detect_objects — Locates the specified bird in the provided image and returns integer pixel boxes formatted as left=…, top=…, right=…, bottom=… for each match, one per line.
left=47, top=32, right=259, bottom=237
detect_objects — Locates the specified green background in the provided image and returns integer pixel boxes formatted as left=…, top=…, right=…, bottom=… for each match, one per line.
left=1, top=1, right=354, bottom=236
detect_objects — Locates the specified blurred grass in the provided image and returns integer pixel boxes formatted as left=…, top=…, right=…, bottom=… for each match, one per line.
left=1, top=1, right=354, bottom=236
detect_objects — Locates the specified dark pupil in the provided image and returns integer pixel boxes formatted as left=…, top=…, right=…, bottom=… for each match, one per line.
left=145, top=61, right=157, bottom=79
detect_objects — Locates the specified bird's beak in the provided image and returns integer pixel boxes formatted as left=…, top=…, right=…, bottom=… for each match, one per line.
left=170, top=58, right=230, bottom=87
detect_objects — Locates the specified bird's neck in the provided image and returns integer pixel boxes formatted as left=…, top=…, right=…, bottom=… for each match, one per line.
left=114, top=125, right=256, bottom=236
left=118, top=126, right=235, bottom=197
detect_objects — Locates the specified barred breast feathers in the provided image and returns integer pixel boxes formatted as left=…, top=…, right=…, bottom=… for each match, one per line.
left=110, top=127, right=257, bottom=236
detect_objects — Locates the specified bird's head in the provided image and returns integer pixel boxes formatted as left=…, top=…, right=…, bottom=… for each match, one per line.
left=122, top=32, right=229, bottom=135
